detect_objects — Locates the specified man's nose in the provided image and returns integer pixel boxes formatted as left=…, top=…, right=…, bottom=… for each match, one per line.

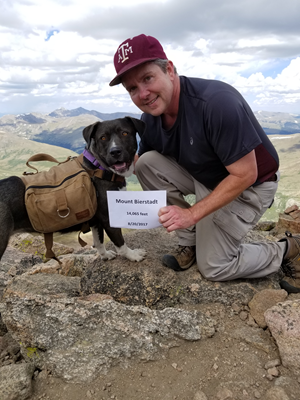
left=139, top=85, right=150, bottom=100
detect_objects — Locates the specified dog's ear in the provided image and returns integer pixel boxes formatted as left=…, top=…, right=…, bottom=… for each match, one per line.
left=125, top=117, right=145, bottom=137
left=83, top=121, right=101, bottom=148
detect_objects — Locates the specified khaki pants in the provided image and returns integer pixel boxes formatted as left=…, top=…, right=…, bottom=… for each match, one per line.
left=135, top=151, right=285, bottom=281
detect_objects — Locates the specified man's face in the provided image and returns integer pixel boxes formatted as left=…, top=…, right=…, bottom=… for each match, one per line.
left=122, top=61, right=176, bottom=116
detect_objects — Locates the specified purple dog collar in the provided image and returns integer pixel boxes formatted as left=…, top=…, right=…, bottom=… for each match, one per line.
left=83, top=149, right=105, bottom=170
left=82, top=149, right=126, bottom=188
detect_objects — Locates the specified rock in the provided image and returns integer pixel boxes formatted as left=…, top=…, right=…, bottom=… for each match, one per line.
left=9, top=232, right=74, bottom=258
left=0, top=363, right=35, bottom=400
left=254, top=221, right=276, bottom=231
left=254, top=390, right=261, bottom=399
left=1, top=274, right=216, bottom=383
left=274, top=376, right=294, bottom=387
left=289, top=210, right=300, bottom=220
left=0, top=246, right=42, bottom=301
left=216, top=387, right=234, bottom=399
left=264, top=386, right=290, bottom=400
left=0, top=332, right=21, bottom=358
left=194, top=391, right=208, bottom=400
left=284, top=205, right=299, bottom=214
left=265, top=299, right=300, bottom=372
left=248, top=289, right=288, bottom=328
left=0, top=314, right=8, bottom=336
left=264, top=359, right=281, bottom=369
left=267, top=366, right=280, bottom=376
left=239, top=311, right=248, bottom=321
left=0, top=227, right=295, bottom=393
left=80, top=228, right=281, bottom=309
left=230, top=326, right=275, bottom=353
left=27, top=254, right=96, bottom=277
left=3, top=273, right=81, bottom=299
left=276, top=212, right=300, bottom=234
left=247, top=313, right=258, bottom=327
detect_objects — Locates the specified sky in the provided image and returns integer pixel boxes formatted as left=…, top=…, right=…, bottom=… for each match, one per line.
left=1, top=0, right=300, bottom=116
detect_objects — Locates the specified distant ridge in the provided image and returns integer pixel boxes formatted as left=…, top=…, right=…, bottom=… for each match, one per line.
left=0, top=108, right=142, bottom=154
left=254, top=110, right=300, bottom=136
left=48, top=107, right=141, bottom=121
left=0, top=109, right=299, bottom=155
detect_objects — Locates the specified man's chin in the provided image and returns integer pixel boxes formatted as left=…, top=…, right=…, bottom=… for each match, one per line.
left=143, top=106, right=163, bottom=117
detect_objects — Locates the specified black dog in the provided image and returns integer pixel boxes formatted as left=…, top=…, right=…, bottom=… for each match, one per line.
left=0, top=117, right=146, bottom=262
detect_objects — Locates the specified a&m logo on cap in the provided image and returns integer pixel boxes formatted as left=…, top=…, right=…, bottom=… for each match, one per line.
left=118, top=42, right=133, bottom=64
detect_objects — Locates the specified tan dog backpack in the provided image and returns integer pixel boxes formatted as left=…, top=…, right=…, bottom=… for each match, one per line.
left=21, top=153, right=97, bottom=260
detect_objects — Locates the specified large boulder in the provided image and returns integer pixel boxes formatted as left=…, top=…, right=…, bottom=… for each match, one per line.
left=265, top=299, right=300, bottom=372
left=81, top=228, right=281, bottom=309
left=1, top=273, right=216, bottom=383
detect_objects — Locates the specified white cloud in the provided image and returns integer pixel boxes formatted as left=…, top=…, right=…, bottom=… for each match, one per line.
left=1, top=0, right=300, bottom=115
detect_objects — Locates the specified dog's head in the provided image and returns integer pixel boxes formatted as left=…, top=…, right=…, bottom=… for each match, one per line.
left=83, top=117, right=145, bottom=177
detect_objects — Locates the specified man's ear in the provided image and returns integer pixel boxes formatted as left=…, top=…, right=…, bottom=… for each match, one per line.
left=167, top=60, right=175, bottom=79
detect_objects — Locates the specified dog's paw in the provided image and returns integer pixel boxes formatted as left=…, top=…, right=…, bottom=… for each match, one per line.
left=116, top=244, right=146, bottom=262
left=101, top=250, right=117, bottom=261
left=129, top=248, right=147, bottom=262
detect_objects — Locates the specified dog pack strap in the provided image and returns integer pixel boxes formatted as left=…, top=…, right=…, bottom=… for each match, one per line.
left=77, top=222, right=91, bottom=248
left=24, top=153, right=72, bottom=174
left=92, top=169, right=125, bottom=186
left=43, top=233, right=62, bottom=264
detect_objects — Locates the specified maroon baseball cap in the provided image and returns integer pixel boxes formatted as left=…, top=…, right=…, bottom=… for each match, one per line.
left=109, top=34, right=167, bottom=86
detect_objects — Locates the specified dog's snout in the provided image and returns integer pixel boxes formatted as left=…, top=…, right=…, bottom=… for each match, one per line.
left=110, top=146, right=122, bottom=158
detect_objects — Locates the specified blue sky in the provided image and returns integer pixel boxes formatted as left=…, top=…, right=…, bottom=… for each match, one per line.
left=45, top=28, right=60, bottom=42
left=0, top=0, right=299, bottom=116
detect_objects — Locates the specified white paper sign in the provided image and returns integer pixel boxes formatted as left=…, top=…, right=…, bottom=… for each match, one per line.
left=107, top=190, right=166, bottom=229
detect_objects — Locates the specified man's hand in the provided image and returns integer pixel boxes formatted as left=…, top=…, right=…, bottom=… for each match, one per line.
left=158, top=206, right=195, bottom=232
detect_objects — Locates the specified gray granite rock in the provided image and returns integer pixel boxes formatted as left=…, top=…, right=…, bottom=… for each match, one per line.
left=0, top=363, right=34, bottom=400
left=2, top=276, right=216, bottom=382
left=265, top=299, right=300, bottom=373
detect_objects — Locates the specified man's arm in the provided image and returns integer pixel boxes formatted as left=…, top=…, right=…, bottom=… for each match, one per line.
left=158, top=150, right=258, bottom=232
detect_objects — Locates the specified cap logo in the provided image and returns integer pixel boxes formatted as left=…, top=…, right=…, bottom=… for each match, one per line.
left=118, top=42, right=133, bottom=64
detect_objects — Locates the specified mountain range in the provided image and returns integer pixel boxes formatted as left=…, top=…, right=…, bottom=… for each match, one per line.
left=0, top=107, right=141, bottom=154
left=0, top=108, right=299, bottom=155
left=0, top=107, right=300, bottom=219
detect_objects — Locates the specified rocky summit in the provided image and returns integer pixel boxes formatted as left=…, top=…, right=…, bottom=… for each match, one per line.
left=1, top=224, right=300, bottom=400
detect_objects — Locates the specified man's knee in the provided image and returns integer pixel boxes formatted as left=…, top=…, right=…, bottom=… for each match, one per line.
left=135, top=151, right=156, bottom=176
left=196, top=259, right=230, bottom=282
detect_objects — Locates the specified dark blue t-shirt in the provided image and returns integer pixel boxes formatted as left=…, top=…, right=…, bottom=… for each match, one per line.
left=139, top=76, right=279, bottom=190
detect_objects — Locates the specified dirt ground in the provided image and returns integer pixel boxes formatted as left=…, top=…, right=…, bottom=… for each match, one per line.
left=29, top=230, right=300, bottom=400
left=29, top=300, right=300, bottom=400
left=2, top=228, right=299, bottom=400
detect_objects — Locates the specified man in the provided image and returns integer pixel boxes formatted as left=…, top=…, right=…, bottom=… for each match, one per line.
left=110, top=34, right=300, bottom=282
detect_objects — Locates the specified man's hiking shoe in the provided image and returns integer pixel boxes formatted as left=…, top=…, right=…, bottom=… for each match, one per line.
left=279, top=231, right=300, bottom=279
left=162, top=245, right=196, bottom=271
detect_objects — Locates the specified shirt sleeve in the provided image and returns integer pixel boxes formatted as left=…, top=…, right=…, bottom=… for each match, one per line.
left=205, top=90, right=262, bottom=166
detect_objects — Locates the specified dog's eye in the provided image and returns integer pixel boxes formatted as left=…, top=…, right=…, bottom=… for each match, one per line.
left=100, top=135, right=106, bottom=141
left=122, top=131, right=128, bottom=136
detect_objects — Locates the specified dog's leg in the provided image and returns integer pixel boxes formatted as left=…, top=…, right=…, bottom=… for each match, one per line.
left=0, top=204, right=14, bottom=260
left=103, top=226, right=147, bottom=262
left=91, top=226, right=117, bottom=260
